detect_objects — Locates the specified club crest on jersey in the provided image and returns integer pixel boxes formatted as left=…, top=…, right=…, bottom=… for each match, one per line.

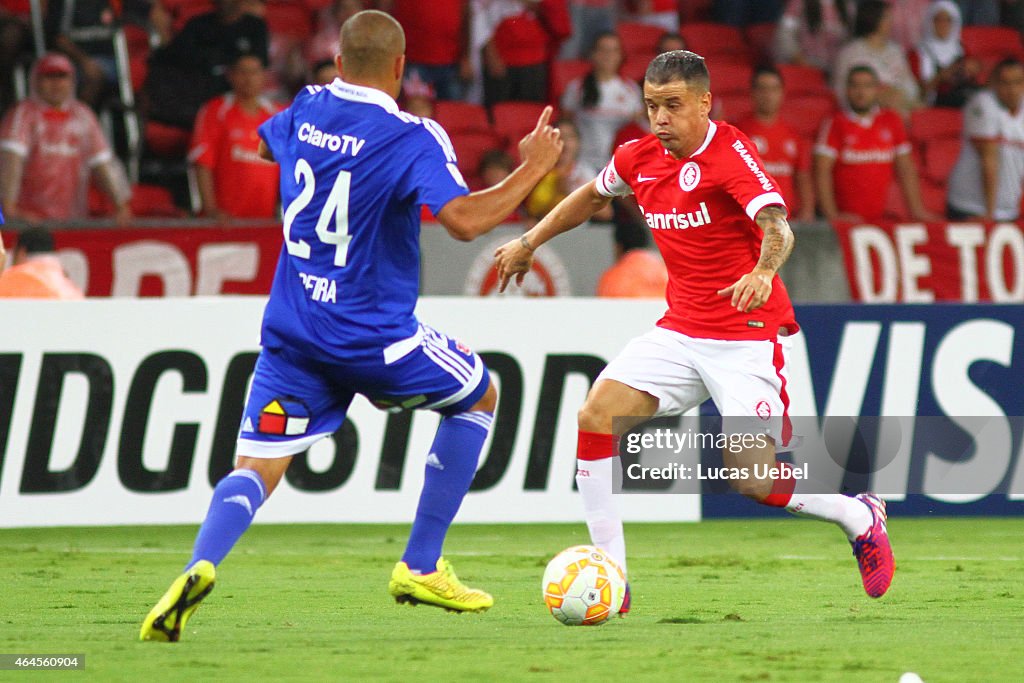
left=755, top=400, right=772, bottom=420
left=258, top=398, right=311, bottom=436
left=679, top=161, right=701, bottom=191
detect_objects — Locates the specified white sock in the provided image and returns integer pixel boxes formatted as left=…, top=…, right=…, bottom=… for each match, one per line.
left=786, top=492, right=873, bottom=540
left=576, top=456, right=627, bottom=576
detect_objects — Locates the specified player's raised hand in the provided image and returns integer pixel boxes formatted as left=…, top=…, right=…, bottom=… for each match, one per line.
left=493, top=236, right=534, bottom=293
left=717, top=268, right=774, bottom=313
left=518, top=105, right=563, bottom=173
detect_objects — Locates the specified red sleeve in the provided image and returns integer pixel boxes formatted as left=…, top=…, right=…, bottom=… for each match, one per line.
left=538, top=0, right=571, bottom=42
left=189, top=100, right=221, bottom=169
left=81, top=106, right=112, bottom=166
left=888, top=111, right=912, bottom=154
left=814, top=114, right=840, bottom=157
left=720, top=126, right=787, bottom=220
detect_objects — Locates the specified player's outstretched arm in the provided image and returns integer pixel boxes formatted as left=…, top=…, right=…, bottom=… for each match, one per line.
left=437, top=106, right=562, bottom=241
left=493, top=179, right=611, bottom=292
left=716, top=204, right=795, bottom=313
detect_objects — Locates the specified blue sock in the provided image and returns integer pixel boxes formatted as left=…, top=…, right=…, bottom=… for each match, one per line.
left=187, top=469, right=266, bottom=570
left=402, top=411, right=493, bottom=573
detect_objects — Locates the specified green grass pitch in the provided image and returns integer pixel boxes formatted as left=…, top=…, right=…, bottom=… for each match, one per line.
left=2, top=518, right=1022, bottom=682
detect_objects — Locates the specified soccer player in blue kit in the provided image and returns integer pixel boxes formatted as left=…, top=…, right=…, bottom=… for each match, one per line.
left=141, top=10, right=562, bottom=641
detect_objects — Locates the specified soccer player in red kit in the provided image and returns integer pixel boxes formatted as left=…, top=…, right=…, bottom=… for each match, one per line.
left=494, top=51, right=894, bottom=607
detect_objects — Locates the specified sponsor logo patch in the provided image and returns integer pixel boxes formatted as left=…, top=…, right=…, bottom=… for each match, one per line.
left=258, top=397, right=311, bottom=436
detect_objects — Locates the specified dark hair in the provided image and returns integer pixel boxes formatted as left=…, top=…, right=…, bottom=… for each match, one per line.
left=846, top=64, right=879, bottom=84
left=751, top=64, right=782, bottom=88
left=16, top=227, right=55, bottom=255
left=312, top=58, right=335, bottom=74
left=993, top=56, right=1024, bottom=79
left=582, top=32, right=622, bottom=109
left=655, top=32, right=686, bottom=54
left=644, top=50, right=710, bottom=92
left=853, top=0, right=889, bottom=39
left=477, top=149, right=514, bottom=175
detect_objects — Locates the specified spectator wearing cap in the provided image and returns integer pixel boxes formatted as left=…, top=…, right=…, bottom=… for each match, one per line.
left=0, top=227, right=84, bottom=299
left=189, top=53, right=281, bottom=220
left=0, top=52, right=131, bottom=223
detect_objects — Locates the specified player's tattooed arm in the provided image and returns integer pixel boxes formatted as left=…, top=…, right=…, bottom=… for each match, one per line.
left=716, top=204, right=795, bottom=313
left=754, top=205, right=795, bottom=274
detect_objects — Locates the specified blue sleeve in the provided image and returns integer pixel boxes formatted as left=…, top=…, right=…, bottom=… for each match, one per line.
left=258, top=86, right=316, bottom=160
left=397, top=119, right=470, bottom=215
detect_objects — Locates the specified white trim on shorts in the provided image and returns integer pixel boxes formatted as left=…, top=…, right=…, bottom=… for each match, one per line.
left=236, top=431, right=335, bottom=459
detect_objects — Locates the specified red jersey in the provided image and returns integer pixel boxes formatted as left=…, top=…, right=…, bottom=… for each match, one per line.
left=0, top=96, right=112, bottom=221
left=595, top=121, right=798, bottom=341
left=189, top=94, right=281, bottom=219
left=814, top=107, right=911, bottom=221
left=736, top=115, right=810, bottom=216
left=390, top=0, right=464, bottom=65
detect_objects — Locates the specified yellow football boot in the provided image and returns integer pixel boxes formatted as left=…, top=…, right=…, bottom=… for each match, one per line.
left=140, top=560, right=216, bottom=642
left=388, top=557, right=493, bottom=613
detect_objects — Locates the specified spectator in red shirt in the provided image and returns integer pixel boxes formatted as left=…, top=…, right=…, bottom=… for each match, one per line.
left=0, top=52, right=131, bottom=223
left=814, top=65, right=937, bottom=223
left=189, top=53, right=281, bottom=220
left=387, top=0, right=470, bottom=100
left=483, top=0, right=570, bottom=107
left=736, top=66, right=815, bottom=222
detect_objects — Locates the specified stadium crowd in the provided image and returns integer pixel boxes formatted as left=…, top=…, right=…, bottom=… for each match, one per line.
left=2, top=0, right=1024, bottom=296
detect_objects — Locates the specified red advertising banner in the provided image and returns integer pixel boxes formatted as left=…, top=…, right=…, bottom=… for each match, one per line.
left=2, top=224, right=284, bottom=297
left=833, top=221, right=1024, bottom=303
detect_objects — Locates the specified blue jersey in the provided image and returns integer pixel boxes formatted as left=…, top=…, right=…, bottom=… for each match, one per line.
left=257, top=79, right=468, bottom=359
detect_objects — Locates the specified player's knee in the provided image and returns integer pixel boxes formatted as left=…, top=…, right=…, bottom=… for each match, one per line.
left=730, top=475, right=772, bottom=502
left=578, top=396, right=614, bottom=434
left=469, top=379, right=498, bottom=413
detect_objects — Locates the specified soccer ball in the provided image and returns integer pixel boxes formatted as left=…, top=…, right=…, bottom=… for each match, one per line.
left=541, top=545, right=626, bottom=626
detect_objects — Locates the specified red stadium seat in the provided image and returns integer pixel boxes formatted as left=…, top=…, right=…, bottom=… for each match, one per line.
left=679, top=0, right=713, bottom=23
left=714, top=92, right=752, bottom=123
left=679, top=22, right=751, bottom=63
left=616, top=21, right=664, bottom=60
left=450, top=130, right=505, bottom=179
left=265, top=0, right=313, bottom=39
left=551, top=59, right=591, bottom=101
left=909, top=107, right=963, bottom=144
left=711, top=63, right=753, bottom=95
left=433, top=101, right=491, bottom=135
left=131, top=184, right=184, bottom=217
left=144, top=121, right=190, bottom=158
left=620, top=57, right=649, bottom=86
left=961, top=26, right=1024, bottom=60
left=922, top=138, right=961, bottom=185
left=162, top=0, right=215, bottom=32
left=491, top=101, right=549, bottom=145
left=777, top=63, right=830, bottom=96
left=744, top=22, right=776, bottom=64
left=780, top=93, right=835, bottom=139
left=920, top=178, right=947, bottom=215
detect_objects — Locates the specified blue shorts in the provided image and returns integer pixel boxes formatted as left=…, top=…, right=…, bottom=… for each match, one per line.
left=236, top=323, right=490, bottom=458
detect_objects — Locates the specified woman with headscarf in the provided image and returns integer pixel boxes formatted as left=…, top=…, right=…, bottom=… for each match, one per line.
left=914, top=0, right=981, bottom=108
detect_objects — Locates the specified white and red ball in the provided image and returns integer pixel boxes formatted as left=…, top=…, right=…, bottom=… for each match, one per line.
left=541, top=545, right=627, bottom=626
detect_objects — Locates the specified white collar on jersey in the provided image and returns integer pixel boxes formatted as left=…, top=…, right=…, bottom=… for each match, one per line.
left=665, top=120, right=718, bottom=158
left=843, top=105, right=881, bottom=127
left=326, top=78, right=400, bottom=114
